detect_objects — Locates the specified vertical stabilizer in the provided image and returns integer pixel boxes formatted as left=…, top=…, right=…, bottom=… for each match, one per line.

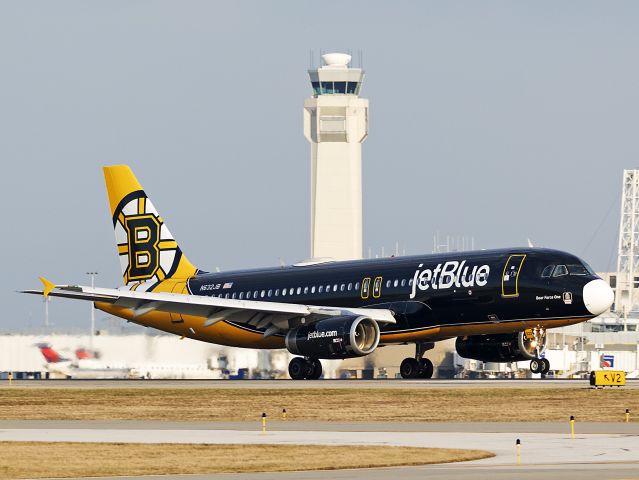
left=103, top=165, right=198, bottom=291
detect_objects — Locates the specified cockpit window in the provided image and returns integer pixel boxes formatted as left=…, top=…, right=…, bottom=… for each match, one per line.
left=553, top=265, right=568, bottom=277
left=541, top=265, right=554, bottom=278
left=567, top=264, right=589, bottom=275
left=582, top=262, right=597, bottom=276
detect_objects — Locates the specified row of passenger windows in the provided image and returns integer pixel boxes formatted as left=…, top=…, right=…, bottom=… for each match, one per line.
left=209, top=278, right=414, bottom=300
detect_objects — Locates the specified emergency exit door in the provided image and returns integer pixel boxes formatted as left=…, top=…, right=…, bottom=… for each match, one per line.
left=502, top=254, right=526, bottom=297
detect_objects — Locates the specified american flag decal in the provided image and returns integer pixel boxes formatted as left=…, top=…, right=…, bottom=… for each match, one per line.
left=223, top=282, right=233, bottom=289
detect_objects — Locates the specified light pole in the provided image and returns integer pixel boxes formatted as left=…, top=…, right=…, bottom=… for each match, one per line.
left=86, top=271, right=98, bottom=350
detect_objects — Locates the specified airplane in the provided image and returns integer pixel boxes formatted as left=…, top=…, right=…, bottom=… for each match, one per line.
left=35, top=343, right=223, bottom=380
left=23, top=165, right=614, bottom=380
left=36, top=343, right=130, bottom=379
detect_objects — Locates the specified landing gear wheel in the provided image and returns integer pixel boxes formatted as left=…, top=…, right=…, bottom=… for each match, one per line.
left=419, top=358, right=434, bottom=379
left=302, top=359, right=316, bottom=379
left=400, top=358, right=420, bottom=379
left=288, top=357, right=307, bottom=380
left=540, top=358, right=550, bottom=375
left=309, top=359, right=322, bottom=380
left=530, top=358, right=541, bottom=374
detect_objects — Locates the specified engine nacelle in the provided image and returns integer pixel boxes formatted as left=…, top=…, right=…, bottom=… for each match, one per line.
left=455, top=330, right=547, bottom=363
left=285, top=315, right=380, bottom=359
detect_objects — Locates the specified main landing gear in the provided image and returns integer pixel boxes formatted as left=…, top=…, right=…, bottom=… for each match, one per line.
left=530, top=358, right=550, bottom=375
left=288, top=357, right=322, bottom=380
left=400, top=342, right=435, bottom=379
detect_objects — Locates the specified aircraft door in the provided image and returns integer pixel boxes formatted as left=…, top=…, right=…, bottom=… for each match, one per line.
left=502, top=254, right=526, bottom=297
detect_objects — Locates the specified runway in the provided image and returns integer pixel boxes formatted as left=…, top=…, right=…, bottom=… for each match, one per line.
left=8, top=378, right=639, bottom=389
left=2, top=421, right=638, bottom=480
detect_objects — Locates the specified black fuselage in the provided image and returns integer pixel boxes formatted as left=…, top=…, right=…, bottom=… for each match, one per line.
left=187, top=247, right=597, bottom=343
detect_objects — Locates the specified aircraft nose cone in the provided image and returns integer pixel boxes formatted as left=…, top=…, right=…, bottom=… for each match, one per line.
left=583, top=279, right=614, bottom=316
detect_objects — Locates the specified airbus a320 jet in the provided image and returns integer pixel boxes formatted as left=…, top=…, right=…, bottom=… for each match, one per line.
left=23, top=166, right=614, bottom=379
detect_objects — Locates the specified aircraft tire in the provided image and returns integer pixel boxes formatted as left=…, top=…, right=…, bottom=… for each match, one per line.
left=540, top=358, right=550, bottom=375
left=419, top=358, right=434, bottom=379
left=530, top=359, right=541, bottom=374
left=400, top=358, right=420, bottom=379
left=309, top=359, right=322, bottom=379
left=288, top=357, right=307, bottom=380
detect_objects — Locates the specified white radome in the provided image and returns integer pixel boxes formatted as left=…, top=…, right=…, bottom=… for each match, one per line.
left=322, top=53, right=351, bottom=67
left=582, top=279, right=614, bottom=316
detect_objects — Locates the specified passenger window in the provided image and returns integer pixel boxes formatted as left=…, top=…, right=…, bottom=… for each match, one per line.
left=347, top=283, right=352, bottom=291
left=319, top=285, right=324, bottom=293
left=355, top=282, right=360, bottom=291
left=326, top=285, right=331, bottom=292
left=340, top=284, right=345, bottom=292
left=311, top=286, right=316, bottom=293
left=267, top=289, right=272, bottom=297
left=289, top=288, right=294, bottom=295
left=246, top=292, right=251, bottom=299
left=386, top=280, right=391, bottom=288
left=254, top=290, right=259, bottom=298
left=232, top=292, right=236, bottom=299
left=225, top=293, right=230, bottom=299
left=393, top=279, right=399, bottom=287
left=401, top=279, right=406, bottom=287
left=239, top=292, right=244, bottom=299
left=275, top=289, right=279, bottom=296
left=553, top=265, right=568, bottom=277
left=297, top=287, right=301, bottom=295
left=541, top=265, right=554, bottom=278
left=304, top=286, right=309, bottom=294
left=281, top=289, right=286, bottom=297
left=409, top=279, right=413, bottom=286
left=333, top=284, right=338, bottom=291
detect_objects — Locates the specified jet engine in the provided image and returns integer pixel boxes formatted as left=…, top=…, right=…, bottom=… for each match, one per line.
left=455, top=330, right=547, bottom=362
left=285, top=315, right=380, bottom=359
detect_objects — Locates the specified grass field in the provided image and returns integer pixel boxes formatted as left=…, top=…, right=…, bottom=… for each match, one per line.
left=1, top=387, right=637, bottom=422
left=0, top=442, right=493, bottom=478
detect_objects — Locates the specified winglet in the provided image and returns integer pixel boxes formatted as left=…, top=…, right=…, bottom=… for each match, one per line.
left=39, top=277, right=56, bottom=298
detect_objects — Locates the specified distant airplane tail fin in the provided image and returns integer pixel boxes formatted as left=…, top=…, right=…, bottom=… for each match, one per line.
left=36, top=343, right=69, bottom=364
left=103, top=165, right=198, bottom=291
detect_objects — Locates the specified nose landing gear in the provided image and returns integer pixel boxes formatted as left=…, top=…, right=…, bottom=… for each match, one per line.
left=528, top=326, right=550, bottom=375
left=400, top=342, right=435, bottom=379
left=288, top=357, right=322, bottom=380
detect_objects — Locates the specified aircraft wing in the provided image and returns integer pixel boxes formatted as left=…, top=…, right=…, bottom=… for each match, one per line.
left=21, top=278, right=396, bottom=337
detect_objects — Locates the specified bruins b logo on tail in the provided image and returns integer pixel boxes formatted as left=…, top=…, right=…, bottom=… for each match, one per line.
left=104, top=165, right=197, bottom=291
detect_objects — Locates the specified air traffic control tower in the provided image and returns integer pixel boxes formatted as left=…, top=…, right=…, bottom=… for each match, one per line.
left=304, top=53, right=368, bottom=261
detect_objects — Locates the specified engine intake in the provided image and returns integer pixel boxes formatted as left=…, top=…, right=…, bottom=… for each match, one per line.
left=285, top=315, right=380, bottom=359
left=455, top=330, right=547, bottom=363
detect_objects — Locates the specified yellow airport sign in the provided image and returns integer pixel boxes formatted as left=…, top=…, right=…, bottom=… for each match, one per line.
left=590, top=370, right=626, bottom=387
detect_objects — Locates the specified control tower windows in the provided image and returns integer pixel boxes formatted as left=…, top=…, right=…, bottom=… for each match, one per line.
left=334, top=82, right=346, bottom=94
left=321, top=82, right=334, bottom=94
left=314, top=81, right=359, bottom=95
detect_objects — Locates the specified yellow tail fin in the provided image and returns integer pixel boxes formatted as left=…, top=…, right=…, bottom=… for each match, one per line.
left=103, top=165, right=198, bottom=291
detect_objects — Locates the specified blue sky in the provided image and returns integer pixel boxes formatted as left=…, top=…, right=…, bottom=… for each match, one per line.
left=1, top=1, right=638, bottom=329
